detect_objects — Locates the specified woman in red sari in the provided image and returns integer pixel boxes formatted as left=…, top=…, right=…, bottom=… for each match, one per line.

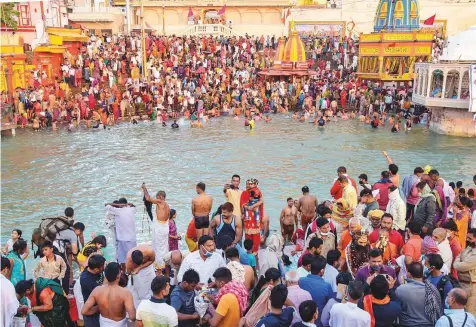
left=240, top=179, right=264, bottom=254
left=340, top=89, right=347, bottom=109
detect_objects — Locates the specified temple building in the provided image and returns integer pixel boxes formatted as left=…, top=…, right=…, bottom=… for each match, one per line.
left=356, top=0, right=433, bottom=85
left=412, top=26, right=476, bottom=137
left=260, top=22, right=316, bottom=77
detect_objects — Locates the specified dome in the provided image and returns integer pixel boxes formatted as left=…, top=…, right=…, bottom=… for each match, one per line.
left=374, top=0, right=420, bottom=32
left=283, top=31, right=306, bottom=63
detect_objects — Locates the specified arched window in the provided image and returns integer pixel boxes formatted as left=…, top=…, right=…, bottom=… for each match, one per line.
left=430, top=69, right=443, bottom=98
left=444, top=69, right=460, bottom=99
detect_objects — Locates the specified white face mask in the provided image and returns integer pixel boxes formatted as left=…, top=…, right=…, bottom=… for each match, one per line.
left=320, top=231, right=329, bottom=236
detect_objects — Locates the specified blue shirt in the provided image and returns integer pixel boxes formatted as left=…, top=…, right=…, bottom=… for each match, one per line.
left=246, top=253, right=256, bottom=268
left=256, top=307, right=295, bottom=327
left=298, top=274, right=334, bottom=327
left=427, top=274, right=453, bottom=309
left=435, top=309, right=476, bottom=327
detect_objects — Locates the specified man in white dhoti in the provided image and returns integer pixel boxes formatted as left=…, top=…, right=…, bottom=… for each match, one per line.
left=125, top=245, right=157, bottom=308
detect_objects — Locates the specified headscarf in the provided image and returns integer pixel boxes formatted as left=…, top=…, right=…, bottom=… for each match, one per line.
left=424, top=280, right=442, bottom=324
left=216, top=280, right=249, bottom=315
left=423, top=165, right=432, bottom=174
left=332, top=198, right=354, bottom=227
left=415, top=184, right=435, bottom=210
left=368, top=209, right=385, bottom=220
left=421, top=236, right=439, bottom=254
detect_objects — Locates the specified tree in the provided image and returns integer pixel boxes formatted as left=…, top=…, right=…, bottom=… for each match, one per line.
left=0, top=3, right=20, bottom=30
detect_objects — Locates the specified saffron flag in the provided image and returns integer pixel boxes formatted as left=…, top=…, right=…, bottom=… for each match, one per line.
left=423, top=14, right=436, bottom=25
left=217, top=4, right=226, bottom=15
left=188, top=7, right=193, bottom=18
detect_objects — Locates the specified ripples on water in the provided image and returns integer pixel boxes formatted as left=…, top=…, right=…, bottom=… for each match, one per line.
left=2, top=116, right=476, bottom=265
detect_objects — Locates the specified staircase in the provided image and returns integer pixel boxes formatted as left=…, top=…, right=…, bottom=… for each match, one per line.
left=178, top=24, right=243, bottom=37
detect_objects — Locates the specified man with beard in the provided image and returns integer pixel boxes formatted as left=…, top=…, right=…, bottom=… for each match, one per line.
left=344, top=228, right=371, bottom=278
left=453, top=228, right=476, bottom=314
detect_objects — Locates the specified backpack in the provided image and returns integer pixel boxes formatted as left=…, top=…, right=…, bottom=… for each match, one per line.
left=436, top=275, right=461, bottom=301
left=31, top=216, right=73, bottom=258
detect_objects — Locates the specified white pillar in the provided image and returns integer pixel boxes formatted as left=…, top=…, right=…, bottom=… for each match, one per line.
left=126, top=0, right=131, bottom=34
left=441, top=68, right=447, bottom=99
left=457, top=67, right=464, bottom=99
left=426, top=69, right=432, bottom=97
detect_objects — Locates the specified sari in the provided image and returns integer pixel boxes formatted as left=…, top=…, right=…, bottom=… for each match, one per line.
left=240, top=189, right=263, bottom=253
left=6, top=250, right=25, bottom=286
left=432, top=186, right=448, bottom=226
left=29, top=278, right=74, bottom=327
left=454, top=207, right=470, bottom=249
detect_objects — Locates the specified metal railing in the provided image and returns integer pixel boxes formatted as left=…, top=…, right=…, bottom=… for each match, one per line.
left=179, top=24, right=242, bottom=37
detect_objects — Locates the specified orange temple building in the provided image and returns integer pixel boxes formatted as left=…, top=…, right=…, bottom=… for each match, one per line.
left=357, top=0, right=433, bottom=84
left=260, top=21, right=316, bottom=77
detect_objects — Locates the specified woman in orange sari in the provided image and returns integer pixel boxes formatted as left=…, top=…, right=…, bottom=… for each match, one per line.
left=453, top=196, right=472, bottom=249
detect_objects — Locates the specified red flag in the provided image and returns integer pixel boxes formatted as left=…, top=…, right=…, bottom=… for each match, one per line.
left=217, top=4, right=226, bottom=15
left=188, top=7, right=193, bottom=18
left=286, top=8, right=291, bottom=18
left=388, top=42, right=396, bottom=47
left=423, top=14, right=436, bottom=25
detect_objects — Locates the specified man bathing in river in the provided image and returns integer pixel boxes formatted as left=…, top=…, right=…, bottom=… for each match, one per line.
left=296, top=186, right=318, bottom=232
left=280, top=197, right=298, bottom=242
left=142, top=184, right=171, bottom=267
left=192, top=182, right=213, bottom=239
left=82, top=262, right=135, bottom=327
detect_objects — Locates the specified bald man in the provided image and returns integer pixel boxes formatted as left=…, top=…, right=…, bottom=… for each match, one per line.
left=435, top=288, right=476, bottom=326
left=338, top=217, right=360, bottom=251
left=162, top=250, right=184, bottom=287
left=432, top=228, right=453, bottom=270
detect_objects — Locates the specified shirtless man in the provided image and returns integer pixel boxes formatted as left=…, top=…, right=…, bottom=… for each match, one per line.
left=382, top=151, right=400, bottom=186
left=296, top=186, right=318, bottom=232
left=82, top=262, right=135, bottom=327
left=192, top=182, right=213, bottom=239
left=125, top=244, right=155, bottom=275
left=280, top=198, right=298, bottom=242
left=142, top=183, right=170, bottom=222
left=125, top=244, right=157, bottom=308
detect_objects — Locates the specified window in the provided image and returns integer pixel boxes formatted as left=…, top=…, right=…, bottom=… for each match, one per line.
left=19, top=5, right=31, bottom=26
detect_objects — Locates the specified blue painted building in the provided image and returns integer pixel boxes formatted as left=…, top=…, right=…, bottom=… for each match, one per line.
left=374, top=0, right=420, bottom=32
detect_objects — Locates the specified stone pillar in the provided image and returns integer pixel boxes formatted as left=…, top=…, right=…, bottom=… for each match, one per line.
left=409, top=56, right=415, bottom=73
left=457, top=67, right=464, bottom=99
left=378, top=56, right=384, bottom=74
left=441, top=67, right=447, bottom=99
left=426, top=69, right=432, bottom=98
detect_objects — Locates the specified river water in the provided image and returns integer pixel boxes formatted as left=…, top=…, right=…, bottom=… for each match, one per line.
left=2, top=117, right=476, bottom=265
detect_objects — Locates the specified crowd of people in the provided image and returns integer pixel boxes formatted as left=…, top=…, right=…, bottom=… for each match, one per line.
left=2, top=151, right=476, bottom=327
left=0, top=31, right=425, bottom=133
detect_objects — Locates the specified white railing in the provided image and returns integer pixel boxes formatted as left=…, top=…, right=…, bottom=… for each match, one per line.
left=179, top=24, right=242, bottom=37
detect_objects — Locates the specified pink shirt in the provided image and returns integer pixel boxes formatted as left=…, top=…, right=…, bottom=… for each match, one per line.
left=286, top=285, right=312, bottom=325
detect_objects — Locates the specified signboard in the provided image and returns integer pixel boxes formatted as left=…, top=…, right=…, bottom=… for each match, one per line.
left=383, top=33, right=413, bottom=41
left=360, top=34, right=381, bottom=42
left=360, top=47, right=379, bottom=55
left=293, top=0, right=342, bottom=8
left=383, top=46, right=410, bottom=55
left=293, top=21, right=345, bottom=38
left=414, top=46, right=431, bottom=55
